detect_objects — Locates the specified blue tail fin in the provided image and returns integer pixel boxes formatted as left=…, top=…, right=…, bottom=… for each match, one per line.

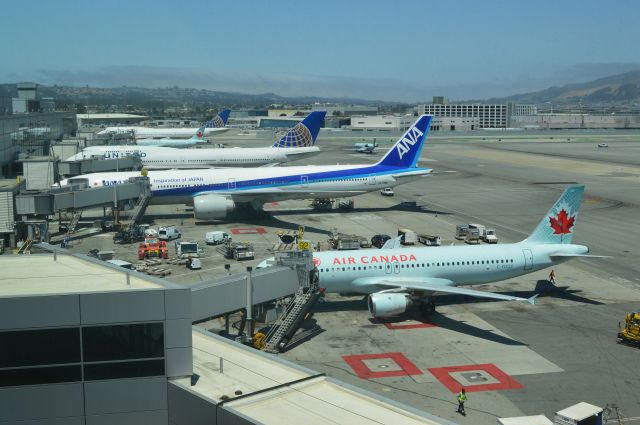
left=191, top=126, right=206, bottom=140
left=525, top=185, right=585, bottom=244
left=272, top=111, right=326, bottom=148
left=376, top=115, right=432, bottom=168
left=206, top=109, right=231, bottom=128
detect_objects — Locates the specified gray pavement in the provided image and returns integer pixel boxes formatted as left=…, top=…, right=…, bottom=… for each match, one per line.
left=64, top=129, right=640, bottom=424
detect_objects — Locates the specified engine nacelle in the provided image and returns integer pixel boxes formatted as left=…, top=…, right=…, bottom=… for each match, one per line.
left=193, top=194, right=235, bottom=220
left=367, top=293, right=412, bottom=318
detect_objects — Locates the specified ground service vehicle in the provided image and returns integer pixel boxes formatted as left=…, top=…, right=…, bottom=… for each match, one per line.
left=418, top=234, right=441, bottom=246
left=159, top=226, right=181, bottom=241
left=175, top=240, right=200, bottom=258
left=398, top=228, right=417, bottom=245
left=219, top=239, right=255, bottom=260
left=380, top=187, right=395, bottom=196
left=617, top=311, right=640, bottom=347
left=464, top=228, right=481, bottom=244
left=483, top=229, right=499, bottom=243
left=455, top=224, right=469, bottom=240
left=205, top=231, right=229, bottom=245
left=138, top=238, right=169, bottom=260
left=371, top=234, right=391, bottom=248
left=186, top=257, right=202, bottom=270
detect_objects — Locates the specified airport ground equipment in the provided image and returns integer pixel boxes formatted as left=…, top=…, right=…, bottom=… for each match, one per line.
left=328, top=229, right=360, bottom=250
left=455, top=224, right=469, bottom=240
left=186, top=257, right=202, bottom=270
left=398, top=228, right=417, bottom=245
left=311, top=198, right=332, bottom=211
left=66, top=209, right=83, bottom=234
left=464, top=228, right=481, bottom=244
left=137, top=237, right=169, bottom=260
left=158, top=225, right=181, bottom=241
left=205, top=230, right=228, bottom=245
left=175, top=240, right=200, bottom=258
left=217, top=239, right=255, bottom=260
left=617, top=311, right=640, bottom=347
left=417, top=234, right=441, bottom=246
left=261, top=284, right=321, bottom=353
left=468, top=223, right=499, bottom=244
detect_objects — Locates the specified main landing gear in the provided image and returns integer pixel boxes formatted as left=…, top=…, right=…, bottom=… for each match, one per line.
left=419, top=298, right=436, bottom=316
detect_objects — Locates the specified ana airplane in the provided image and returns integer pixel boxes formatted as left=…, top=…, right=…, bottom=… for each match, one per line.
left=59, top=115, right=434, bottom=220
left=65, top=112, right=326, bottom=168
left=293, top=185, right=594, bottom=318
left=136, top=126, right=207, bottom=148
left=97, top=109, right=231, bottom=138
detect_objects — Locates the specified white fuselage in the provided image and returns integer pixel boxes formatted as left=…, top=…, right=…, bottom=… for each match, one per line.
left=61, top=164, right=429, bottom=205
left=313, top=242, right=588, bottom=293
left=99, top=126, right=229, bottom=138
left=135, top=138, right=205, bottom=148
left=67, top=146, right=320, bottom=168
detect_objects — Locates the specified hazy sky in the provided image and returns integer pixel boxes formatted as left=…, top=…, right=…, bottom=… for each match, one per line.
left=2, top=0, right=639, bottom=101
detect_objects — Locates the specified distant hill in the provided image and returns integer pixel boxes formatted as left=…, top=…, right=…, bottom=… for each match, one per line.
left=486, top=70, right=640, bottom=105
left=0, top=83, right=395, bottom=108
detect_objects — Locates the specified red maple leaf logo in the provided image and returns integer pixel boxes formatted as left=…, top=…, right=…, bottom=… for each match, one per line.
left=197, top=131, right=203, bottom=138
left=549, top=209, right=575, bottom=235
left=313, top=257, right=321, bottom=267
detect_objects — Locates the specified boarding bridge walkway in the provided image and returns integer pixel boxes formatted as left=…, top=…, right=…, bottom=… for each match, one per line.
left=15, top=177, right=151, bottom=216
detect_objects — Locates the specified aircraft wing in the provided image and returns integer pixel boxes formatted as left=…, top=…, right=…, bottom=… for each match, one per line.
left=352, top=276, right=537, bottom=305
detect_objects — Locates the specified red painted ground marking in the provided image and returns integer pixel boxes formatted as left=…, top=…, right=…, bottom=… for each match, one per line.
left=342, top=352, right=423, bottom=379
left=229, top=227, right=267, bottom=235
left=383, top=321, right=436, bottom=330
left=428, top=363, right=523, bottom=393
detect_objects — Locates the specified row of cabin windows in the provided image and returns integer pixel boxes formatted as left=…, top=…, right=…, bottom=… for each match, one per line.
left=155, top=176, right=372, bottom=189
left=319, top=258, right=515, bottom=273
left=145, top=158, right=272, bottom=163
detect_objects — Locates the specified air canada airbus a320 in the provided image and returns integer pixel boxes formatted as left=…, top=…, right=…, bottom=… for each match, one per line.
left=60, top=115, right=435, bottom=220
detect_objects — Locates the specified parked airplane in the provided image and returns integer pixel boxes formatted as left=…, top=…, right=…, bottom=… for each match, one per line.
left=65, top=112, right=326, bottom=168
left=136, top=126, right=207, bottom=148
left=97, top=109, right=231, bottom=138
left=59, top=115, right=434, bottom=220
left=353, top=142, right=378, bottom=153
left=297, top=185, right=594, bottom=318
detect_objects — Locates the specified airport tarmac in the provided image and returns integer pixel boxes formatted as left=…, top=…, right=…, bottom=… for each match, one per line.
left=64, top=129, right=640, bottom=424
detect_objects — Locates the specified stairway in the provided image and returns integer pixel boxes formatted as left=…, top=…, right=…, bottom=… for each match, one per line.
left=262, top=286, right=320, bottom=353
left=127, top=193, right=151, bottom=226
left=67, top=210, right=83, bottom=234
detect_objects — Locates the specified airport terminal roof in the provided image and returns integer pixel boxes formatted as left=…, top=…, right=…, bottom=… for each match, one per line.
left=172, top=329, right=451, bottom=425
left=0, top=252, right=161, bottom=297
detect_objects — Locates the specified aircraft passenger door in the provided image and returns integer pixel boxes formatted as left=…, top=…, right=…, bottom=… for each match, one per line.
left=393, top=262, right=400, bottom=274
left=227, top=178, right=236, bottom=191
left=301, top=175, right=309, bottom=188
left=384, top=262, right=392, bottom=274
left=522, top=249, right=533, bottom=271
left=367, top=173, right=377, bottom=185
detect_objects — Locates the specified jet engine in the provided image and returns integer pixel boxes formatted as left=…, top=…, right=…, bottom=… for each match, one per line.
left=367, top=293, right=412, bottom=318
left=193, top=194, right=235, bottom=220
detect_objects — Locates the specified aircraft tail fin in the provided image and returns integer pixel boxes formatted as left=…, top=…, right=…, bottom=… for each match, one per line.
left=272, top=111, right=326, bottom=148
left=191, top=126, right=206, bottom=140
left=525, top=185, right=585, bottom=244
left=376, top=115, right=432, bottom=168
left=206, top=109, right=231, bottom=128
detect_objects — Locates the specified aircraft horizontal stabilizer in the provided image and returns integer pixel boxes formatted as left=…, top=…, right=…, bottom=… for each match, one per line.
left=357, top=276, right=536, bottom=305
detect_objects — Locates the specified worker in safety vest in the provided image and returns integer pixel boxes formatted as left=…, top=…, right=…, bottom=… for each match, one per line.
left=457, top=388, right=467, bottom=415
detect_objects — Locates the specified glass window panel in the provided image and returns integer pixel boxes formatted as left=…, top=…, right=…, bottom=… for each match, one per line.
left=0, top=365, right=81, bottom=387
left=82, top=323, right=164, bottom=362
left=84, top=359, right=165, bottom=381
left=0, top=328, right=80, bottom=368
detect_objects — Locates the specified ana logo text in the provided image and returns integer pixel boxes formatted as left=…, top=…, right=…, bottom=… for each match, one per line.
left=396, top=126, right=424, bottom=159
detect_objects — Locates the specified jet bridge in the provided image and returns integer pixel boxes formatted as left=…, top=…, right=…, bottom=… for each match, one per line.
left=14, top=176, right=151, bottom=216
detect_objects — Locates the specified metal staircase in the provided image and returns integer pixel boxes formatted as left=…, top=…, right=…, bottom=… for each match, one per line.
left=16, top=239, right=33, bottom=254
left=67, top=210, right=83, bottom=234
left=126, top=192, right=151, bottom=226
left=262, top=285, right=320, bottom=353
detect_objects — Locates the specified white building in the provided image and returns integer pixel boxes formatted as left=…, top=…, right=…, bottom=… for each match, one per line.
left=420, top=103, right=508, bottom=129
left=350, top=115, right=479, bottom=132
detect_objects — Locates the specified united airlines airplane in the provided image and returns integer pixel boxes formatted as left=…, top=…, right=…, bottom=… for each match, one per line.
left=66, top=112, right=325, bottom=168
left=270, top=186, right=597, bottom=318
left=60, top=115, right=434, bottom=220
left=97, top=109, right=231, bottom=138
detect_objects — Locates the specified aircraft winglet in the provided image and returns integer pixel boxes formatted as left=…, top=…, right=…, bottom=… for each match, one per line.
left=527, top=294, right=539, bottom=306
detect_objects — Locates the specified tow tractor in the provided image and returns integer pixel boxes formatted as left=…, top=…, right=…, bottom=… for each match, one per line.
left=138, top=237, right=169, bottom=260
left=617, top=311, right=640, bottom=347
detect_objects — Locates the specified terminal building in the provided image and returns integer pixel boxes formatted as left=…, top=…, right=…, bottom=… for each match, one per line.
left=350, top=115, right=479, bottom=132
left=0, top=247, right=449, bottom=425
